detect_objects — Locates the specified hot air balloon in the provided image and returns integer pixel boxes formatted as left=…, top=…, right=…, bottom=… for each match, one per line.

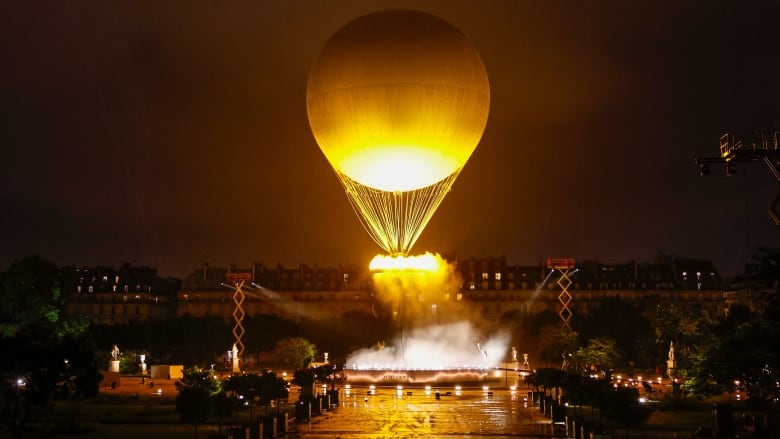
left=307, top=10, right=490, bottom=256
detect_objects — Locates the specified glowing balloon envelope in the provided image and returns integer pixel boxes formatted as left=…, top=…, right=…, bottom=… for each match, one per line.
left=307, top=10, right=489, bottom=255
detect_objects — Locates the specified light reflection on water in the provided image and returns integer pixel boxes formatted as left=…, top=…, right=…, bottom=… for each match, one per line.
left=292, top=386, right=557, bottom=438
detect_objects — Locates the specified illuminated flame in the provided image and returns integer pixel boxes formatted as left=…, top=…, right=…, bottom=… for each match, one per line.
left=335, top=144, right=462, bottom=192
left=369, top=252, right=443, bottom=272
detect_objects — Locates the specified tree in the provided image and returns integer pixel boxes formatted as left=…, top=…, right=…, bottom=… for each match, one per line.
left=0, top=256, right=96, bottom=439
left=175, top=366, right=222, bottom=438
left=537, top=324, right=579, bottom=367
left=602, top=387, right=653, bottom=438
left=292, top=369, right=316, bottom=402
left=576, top=297, right=653, bottom=369
left=257, top=371, right=289, bottom=415
left=574, top=338, right=621, bottom=373
left=653, top=302, right=714, bottom=374
left=686, top=295, right=780, bottom=406
left=269, top=337, right=316, bottom=370
left=534, top=367, right=567, bottom=400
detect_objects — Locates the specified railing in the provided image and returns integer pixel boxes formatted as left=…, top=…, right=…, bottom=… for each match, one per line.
left=720, top=131, right=780, bottom=158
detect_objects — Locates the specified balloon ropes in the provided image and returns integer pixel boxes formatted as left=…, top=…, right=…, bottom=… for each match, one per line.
left=307, top=10, right=490, bottom=256
left=339, top=171, right=459, bottom=256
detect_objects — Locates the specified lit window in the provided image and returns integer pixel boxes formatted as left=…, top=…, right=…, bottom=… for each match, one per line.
left=77, top=285, right=82, bottom=293
left=102, top=276, right=108, bottom=282
left=495, top=273, right=501, bottom=281
left=114, top=275, right=119, bottom=284
left=88, top=285, right=93, bottom=293
left=481, top=272, right=488, bottom=280
left=343, top=273, right=349, bottom=282
left=682, top=271, right=687, bottom=280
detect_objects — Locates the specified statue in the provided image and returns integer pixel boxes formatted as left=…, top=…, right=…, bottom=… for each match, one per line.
left=231, top=343, right=240, bottom=373
left=511, top=346, right=518, bottom=362
left=477, top=342, right=488, bottom=362
left=668, top=341, right=675, bottom=362
left=109, top=345, right=120, bottom=373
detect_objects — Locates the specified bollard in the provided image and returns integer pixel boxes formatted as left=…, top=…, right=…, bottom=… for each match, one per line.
left=262, top=415, right=277, bottom=438
left=295, top=400, right=311, bottom=422
left=276, top=412, right=288, bottom=435
left=713, top=403, right=733, bottom=438
left=328, top=389, right=340, bottom=406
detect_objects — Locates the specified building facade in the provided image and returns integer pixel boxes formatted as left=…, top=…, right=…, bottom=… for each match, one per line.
left=64, top=254, right=742, bottom=325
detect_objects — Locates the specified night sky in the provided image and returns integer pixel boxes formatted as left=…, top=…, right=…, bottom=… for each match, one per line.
left=2, top=1, right=779, bottom=279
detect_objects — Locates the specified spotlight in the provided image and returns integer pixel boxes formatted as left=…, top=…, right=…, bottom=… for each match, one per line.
left=699, top=163, right=710, bottom=176
left=725, top=162, right=737, bottom=175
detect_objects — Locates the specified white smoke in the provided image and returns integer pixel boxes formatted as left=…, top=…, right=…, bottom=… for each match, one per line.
left=346, top=321, right=510, bottom=370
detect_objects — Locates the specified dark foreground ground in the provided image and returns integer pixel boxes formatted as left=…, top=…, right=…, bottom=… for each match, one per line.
left=18, top=379, right=773, bottom=439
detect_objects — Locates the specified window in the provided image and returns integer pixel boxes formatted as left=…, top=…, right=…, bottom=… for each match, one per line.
left=88, top=285, right=94, bottom=293
left=495, top=272, right=501, bottom=281
left=102, top=275, right=108, bottom=282
left=481, top=272, right=488, bottom=280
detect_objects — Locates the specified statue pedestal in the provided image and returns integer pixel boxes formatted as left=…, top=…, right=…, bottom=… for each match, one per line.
left=232, top=357, right=240, bottom=373
left=666, top=360, right=677, bottom=378
left=139, top=363, right=147, bottom=375
left=499, top=361, right=521, bottom=388
left=109, top=360, right=120, bottom=373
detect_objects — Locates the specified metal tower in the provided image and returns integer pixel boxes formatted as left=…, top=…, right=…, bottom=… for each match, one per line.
left=695, top=131, right=780, bottom=225
left=546, top=258, right=576, bottom=330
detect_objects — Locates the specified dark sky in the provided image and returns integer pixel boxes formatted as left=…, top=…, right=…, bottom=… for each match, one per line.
left=2, top=1, right=779, bottom=279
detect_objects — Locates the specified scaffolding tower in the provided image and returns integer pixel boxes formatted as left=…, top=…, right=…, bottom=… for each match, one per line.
left=546, top=258, right=576, bottom=330
left=224, top=271, right=253, bottom=363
